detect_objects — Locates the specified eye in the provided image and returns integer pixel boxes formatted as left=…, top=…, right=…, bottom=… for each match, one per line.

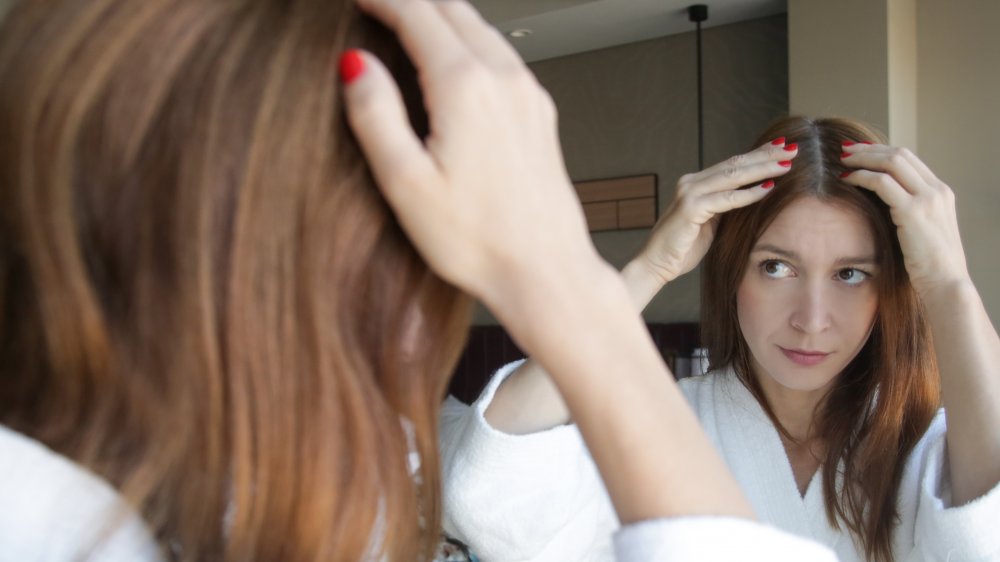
left=760, top=259, right=793, bottom=279
left=836, top=268, right=869, bottom=286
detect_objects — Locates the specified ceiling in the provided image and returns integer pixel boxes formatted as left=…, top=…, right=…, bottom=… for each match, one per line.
left=470, top=0, right=787, bottom=62
left=0, top=1, right=786, bottom=62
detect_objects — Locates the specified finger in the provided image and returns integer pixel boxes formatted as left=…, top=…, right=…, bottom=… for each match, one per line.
left=841, top=145, right=934, bottom=195
left=845, top=141, right=940, bottom=184
left=839, top=169, right=910, bottom=209
left=434, top=0, right=524, bottom=68
left=340, top=50, right=440, bottom=210
left=687, top=139, right=797, bottom=189
left=697, top=181, right=775, bottom=214
left=693, top=159, right=793, bottom=195
left=357, top=0, right=472, bottom=77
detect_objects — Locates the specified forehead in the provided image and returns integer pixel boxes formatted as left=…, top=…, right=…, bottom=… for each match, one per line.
left=755, top=197, right=875, bottom=259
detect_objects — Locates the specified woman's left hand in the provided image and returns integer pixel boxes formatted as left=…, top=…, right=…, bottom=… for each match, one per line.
left=840, top=143, right=971, bottom=297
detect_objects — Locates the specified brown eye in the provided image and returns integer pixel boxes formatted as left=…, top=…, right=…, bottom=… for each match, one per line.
left=761, top=260, right=792, bottom=278
left=836, top=268, right=868, bottom=285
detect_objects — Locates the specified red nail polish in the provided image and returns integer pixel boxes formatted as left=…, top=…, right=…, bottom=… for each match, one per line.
left=762, top=179, right=775, bottom=189
left=839, top=171, right=851, bottom=178
left=778, top=160, right=792, bottom=167
left=840, top=152, right=851, bottom=159
left=771, top=137, right=786, bottom=146
left=339, top=50, right=365, bottom=84
left=783, top=143, right=798, bottom=152
left=842, top=140, right=856, bottom=147
left=860, top=141, right=873, bottom=145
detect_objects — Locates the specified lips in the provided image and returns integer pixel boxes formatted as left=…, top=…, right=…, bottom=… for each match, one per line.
left=779, top=346, right=831, bottom=366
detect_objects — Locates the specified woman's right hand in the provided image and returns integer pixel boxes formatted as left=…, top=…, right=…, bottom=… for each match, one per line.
left=341, top=0, right=598, bottom=323
left=631, top=140, right=799, bottom=290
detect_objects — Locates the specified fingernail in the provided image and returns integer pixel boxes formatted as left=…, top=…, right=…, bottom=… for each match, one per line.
left=839, top=171, right=851, bottom=178
left=842, top=140, right=856, bottom=147
left=778, top=160, right=792, bottom=167
left=860, top=141, right=874, bottom=145
left=783, top=143, right=798, bottom=152
left=338, top=50, right=365, bottom=84
left=840, top=152, right=851, bottom=159
left=762, top=179, right=775, bottom=189
left=771, top=137, right=786, bottom=146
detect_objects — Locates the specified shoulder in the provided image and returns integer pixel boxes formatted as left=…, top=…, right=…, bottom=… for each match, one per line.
left=677, top=368, right=739, bottom=410
left=0, top=425, right=162, bottom=561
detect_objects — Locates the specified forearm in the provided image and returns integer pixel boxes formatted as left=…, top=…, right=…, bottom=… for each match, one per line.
left=485, top=256, right=667, bottom=434
left=489, top=259, right=752, bottom=523
left=923, top=279, right=1000, bottom=504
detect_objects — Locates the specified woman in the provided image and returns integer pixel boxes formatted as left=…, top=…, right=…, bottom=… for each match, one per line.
left=0, top=0, right=835, bottom=560
left=442, top=116, right=1000, bottom=561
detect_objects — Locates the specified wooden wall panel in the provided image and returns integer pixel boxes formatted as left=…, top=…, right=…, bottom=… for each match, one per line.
left=574, top=174, right=657, bottom=232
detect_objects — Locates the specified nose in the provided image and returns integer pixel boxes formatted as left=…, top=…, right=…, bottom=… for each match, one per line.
left=789, top=282, right=832, bottom=334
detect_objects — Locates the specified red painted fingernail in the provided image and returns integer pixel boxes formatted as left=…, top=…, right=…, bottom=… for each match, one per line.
left=778, top=160, right=792, bottom=167
left=842, top=140, right=856, bottom=147
left=840, top=152, right=851, bottom=159
left=860, top=141, right=874, bottom=145
left=338, top=50, right=365, bottom=84
left=762, top=179, right=775, bottom=189
left=783, top=143, right=798, bottom=152
left=771, top=137, right=786, bottom=146
left=839, top=171, right=851, bottom=178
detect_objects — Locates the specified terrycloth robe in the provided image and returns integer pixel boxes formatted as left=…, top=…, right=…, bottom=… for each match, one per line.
left=440, top=360, right=1000, bottom=561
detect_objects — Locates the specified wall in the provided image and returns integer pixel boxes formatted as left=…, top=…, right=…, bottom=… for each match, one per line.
left=473, top=15, right=789, bottom=324
left=788, top=1, right=891, bottom=134
left=917, top=0, right=1000, bottom=326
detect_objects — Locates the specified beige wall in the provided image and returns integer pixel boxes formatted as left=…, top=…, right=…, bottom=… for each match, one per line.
left=789, top=1, right=891, bottom=135
left=473, top=15, right=790, bottom=324
left=888, top=0, right=918, bottom=150
left=917, top=1, right=1000, bottom=326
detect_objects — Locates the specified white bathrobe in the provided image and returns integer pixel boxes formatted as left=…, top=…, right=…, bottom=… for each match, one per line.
left=440, top=360, right=1000, bottom=562
left=0, top=405, right=833, bottom=562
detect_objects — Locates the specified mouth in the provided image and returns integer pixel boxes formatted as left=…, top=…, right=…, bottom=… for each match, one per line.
left=779, top=346, right=831, bottom=366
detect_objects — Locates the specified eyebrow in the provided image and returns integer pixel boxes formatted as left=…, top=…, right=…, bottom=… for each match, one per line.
left=751, top=243, right=878, bottom=267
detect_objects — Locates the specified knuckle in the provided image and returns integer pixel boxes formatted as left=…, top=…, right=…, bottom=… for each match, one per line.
left=536, top=87, right=558, bottom=121
left=449, top=60, right=491, bottom=93
left=723, top=190, right=742, bottom=206
left=677, top=173, right=697, bottom=191
left=888, top=148, right=910, bottom=166
left=727, top=153, right=747, bottom=167
left=347, top=91, right=383, bottom=126
left=722, top=166, right=740, bottom=179
left=874, top=174, right=895, bottom=191
left=675, top=192, right=698, bottom=214
left=507, top=67, right=542, bottom=98
left=390, top=164, right=425, bottom=192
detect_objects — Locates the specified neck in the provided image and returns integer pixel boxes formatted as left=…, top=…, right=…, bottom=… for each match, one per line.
left=753, top=367, right=830, bottom=443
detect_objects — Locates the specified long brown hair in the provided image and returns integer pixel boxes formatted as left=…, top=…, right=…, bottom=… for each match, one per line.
left=0, top=0, right=471, bottom=559
left=702, top=117, right=940, bottom=562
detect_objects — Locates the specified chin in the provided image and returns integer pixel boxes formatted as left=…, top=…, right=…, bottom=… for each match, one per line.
left=755, top=355, right=842, bottom=394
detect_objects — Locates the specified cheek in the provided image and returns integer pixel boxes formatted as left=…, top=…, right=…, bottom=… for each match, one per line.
left=833, top=287, right=879, bottom=342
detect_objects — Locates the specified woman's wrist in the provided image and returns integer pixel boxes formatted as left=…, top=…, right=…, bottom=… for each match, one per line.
left=917, top=276, right=978, bottom=316
left=483, top=247, right=618, bottom=345
left=621, top=255, right=671, bottom=311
